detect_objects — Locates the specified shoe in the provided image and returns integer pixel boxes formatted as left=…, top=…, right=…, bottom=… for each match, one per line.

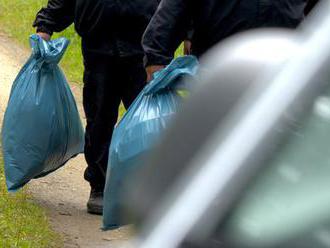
left=87, top=187, right=103, bottom=215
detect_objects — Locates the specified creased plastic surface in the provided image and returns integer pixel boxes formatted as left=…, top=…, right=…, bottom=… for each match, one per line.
left=1, top=35, right=84, bottom=192
left=103, top=56, right=199, bottom=230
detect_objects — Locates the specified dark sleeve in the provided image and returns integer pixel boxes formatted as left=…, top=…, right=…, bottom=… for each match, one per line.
left=185, top=20, right=194, bottom=41
left=142, top=0, right=191, bottom=67
left=33, top=0, right=75, bottom=35
left=305, top=0, right=319, bottom=15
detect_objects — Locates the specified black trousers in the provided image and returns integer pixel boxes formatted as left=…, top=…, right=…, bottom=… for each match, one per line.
left=83, top=56, right=147, bottom=188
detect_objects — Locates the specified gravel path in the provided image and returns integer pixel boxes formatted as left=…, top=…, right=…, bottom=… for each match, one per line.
left=0, top=33, right=132, bottom=248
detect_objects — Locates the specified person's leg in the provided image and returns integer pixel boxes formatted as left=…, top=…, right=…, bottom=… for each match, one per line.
left=119, top=56, right=147, bottom=109
left=83, top=58, right=121, bottom=213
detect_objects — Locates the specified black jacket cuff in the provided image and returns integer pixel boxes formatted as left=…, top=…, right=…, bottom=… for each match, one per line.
left=35, top=25, right=53, bottom=36
left=143, top=53, right=173, bottom=67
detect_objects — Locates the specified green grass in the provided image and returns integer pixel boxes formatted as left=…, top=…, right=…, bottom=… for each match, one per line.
left=0, top=0, right=83, bottom=83
left=175, top=44, right=184, bottom=58
left=0, top=152, right=61, bottom=247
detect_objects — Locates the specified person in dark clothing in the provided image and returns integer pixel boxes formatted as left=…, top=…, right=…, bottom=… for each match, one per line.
left=33, top=0, right=160, bottom=215
left=143, top=0, right=312, bottom=80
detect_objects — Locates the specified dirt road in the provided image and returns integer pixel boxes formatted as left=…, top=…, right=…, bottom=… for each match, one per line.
left=0, top=33, right=132, bottom=248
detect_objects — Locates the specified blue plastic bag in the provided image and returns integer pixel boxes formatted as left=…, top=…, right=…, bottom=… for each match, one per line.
left=103, top=56, right=199, bottom=230
left=1, top=35, right=84, bottom=192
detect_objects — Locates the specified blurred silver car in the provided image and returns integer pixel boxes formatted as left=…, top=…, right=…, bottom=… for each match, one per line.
left=120, top=1, right=330, bottom=247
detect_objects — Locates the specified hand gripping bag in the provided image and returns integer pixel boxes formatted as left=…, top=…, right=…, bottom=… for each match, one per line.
left=1, top=35, right=84, bottom=191
left=103, top=56, right=199, bottom=230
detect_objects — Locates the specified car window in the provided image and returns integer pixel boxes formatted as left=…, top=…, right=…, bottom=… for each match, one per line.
left=221, top=90, right=330, bottom=248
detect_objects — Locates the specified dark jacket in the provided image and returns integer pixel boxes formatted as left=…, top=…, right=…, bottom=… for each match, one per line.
left=305, top=0, right=319, bottom=14
left=143, top=0, right=309, bottom=66
left=33, top=0, right=160, bottom=59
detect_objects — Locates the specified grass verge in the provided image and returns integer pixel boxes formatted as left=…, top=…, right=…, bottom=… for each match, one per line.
left=0, top=153, right=62, bottom=248
left=0, top=0, right=83, bottom=84
left=0, top=151, right=62, bottom=247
